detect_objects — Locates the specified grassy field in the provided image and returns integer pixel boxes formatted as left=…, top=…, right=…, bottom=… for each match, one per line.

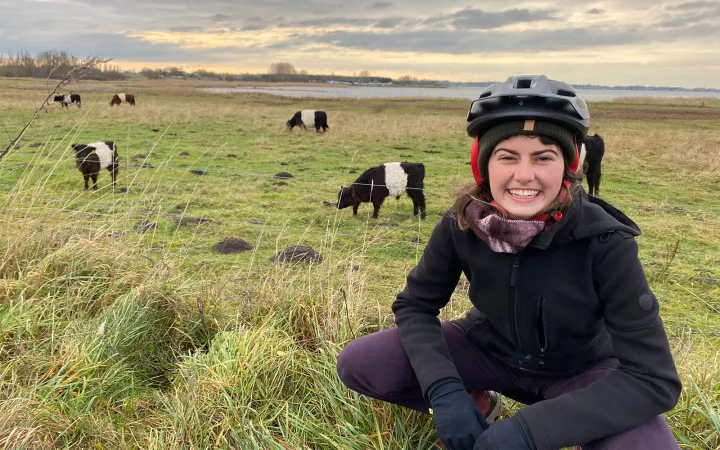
left=0, top=77, right=719, bottom=449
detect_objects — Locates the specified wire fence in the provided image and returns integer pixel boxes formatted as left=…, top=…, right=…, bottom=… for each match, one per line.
left=2, top=158, right=720, bottom=211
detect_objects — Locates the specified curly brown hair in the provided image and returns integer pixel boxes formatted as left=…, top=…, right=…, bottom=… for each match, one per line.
left=453, top=135, right=579, bottom=231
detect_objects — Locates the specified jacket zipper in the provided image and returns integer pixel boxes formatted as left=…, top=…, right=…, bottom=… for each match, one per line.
left=537, top=296, right=547, bottom=358
left=510, top=256, right=522, bottom=350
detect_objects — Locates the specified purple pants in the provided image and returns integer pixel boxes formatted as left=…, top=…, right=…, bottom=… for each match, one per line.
left=336, top=322, right=679, bottom=450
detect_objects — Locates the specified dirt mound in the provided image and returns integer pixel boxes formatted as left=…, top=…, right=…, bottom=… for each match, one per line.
left=274, top=172, right=294, bottom=179
left=213, top=237, right=253, bottom=254
left=271, top=245, right=323, bottom=264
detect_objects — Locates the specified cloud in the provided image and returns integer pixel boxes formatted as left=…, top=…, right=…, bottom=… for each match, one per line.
left=666, top=1, right=720, bottom=10
left=658, top=13, right=708, bottom=27
left=586, top=8, right=604, bottom=15
left=241, top=24, right=266, bottom=31
left=294, top=17, right=376, bottom=27
left=305, top=26, right=647, bottom=54
left=424, top=7, right=558, bottom=30
left=374, top=18, right=404, bottom=29
left=167, top=26, right=204, bottom=32
left=212, top=13, right=230, bottom=21
left=367, top=1, right=393, bottom=8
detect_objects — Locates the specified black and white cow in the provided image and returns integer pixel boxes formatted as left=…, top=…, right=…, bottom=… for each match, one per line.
left=53, top=93, right=81, bottom=109
left=109, top=93, right=136, bottom=107
left=576, top=133, right=605, bottom=196
left=286, top=110, right=329, bottom=132
left=337, top=162, right=426, bottom=219
left=72, top=141, right=119, bottom=190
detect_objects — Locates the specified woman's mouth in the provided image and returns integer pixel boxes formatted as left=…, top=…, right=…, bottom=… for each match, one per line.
left=507, top=189, right=540, bottom=200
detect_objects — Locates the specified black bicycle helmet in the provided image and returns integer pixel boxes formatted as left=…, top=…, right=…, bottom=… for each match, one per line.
left=466, top=75, right=590, bottom=142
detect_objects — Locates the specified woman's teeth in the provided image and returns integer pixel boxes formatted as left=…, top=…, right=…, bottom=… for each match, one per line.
left=508, top=189, right=539, bottom=198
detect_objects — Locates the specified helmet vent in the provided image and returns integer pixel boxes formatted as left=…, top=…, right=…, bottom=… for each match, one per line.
left=557, top=89, right=576, bottom=97
left=516, top=78, right=533, bottom=89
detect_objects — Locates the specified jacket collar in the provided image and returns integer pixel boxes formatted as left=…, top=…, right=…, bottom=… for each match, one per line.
left=529, top=187, right=641, bottom=250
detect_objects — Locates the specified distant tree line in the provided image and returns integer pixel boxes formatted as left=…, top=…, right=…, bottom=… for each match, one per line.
left=138, top=62, right=401, bottom=84
left=0, top=50, right=127, bottom=80
left=0, top=50, right=445, bottom=86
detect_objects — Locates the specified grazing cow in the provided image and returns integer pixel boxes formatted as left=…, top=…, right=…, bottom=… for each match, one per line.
left=337, top=162, right=426, bottom=219
left=72, top=141, right=119, bottom=190
left=109, top=93, right=136, bottom=107
left=576, top=133, right=605, bottom=196
left=286, top=110, right=329, bottom=132
left=53, top=93, right=81, bottom=109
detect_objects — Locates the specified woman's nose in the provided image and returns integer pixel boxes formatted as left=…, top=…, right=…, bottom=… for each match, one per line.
left=513, top=162, right=535, bottom=182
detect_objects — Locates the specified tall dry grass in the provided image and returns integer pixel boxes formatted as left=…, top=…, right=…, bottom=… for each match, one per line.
left=0, top=79, right=719, bottom=449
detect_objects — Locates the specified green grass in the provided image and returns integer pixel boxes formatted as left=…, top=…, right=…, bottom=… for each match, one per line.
left=0, top=77, right=719, bottom=449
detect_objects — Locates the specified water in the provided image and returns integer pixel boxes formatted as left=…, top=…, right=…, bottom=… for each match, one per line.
left=202, top=85, right=720, bottom=102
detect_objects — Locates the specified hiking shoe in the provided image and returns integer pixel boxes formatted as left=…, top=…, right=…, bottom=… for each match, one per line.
left=470, top=390, right=503, bottom=424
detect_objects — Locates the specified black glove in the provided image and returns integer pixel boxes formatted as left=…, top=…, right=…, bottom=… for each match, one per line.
left=473, top=416, right=535, bottom=450
left=428, top=378, right=489, bottom=450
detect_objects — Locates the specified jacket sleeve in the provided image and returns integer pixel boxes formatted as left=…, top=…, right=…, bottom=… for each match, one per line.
left=391, top=212, right=465, bottom=398
left=517, top=233, right=682, bottom=449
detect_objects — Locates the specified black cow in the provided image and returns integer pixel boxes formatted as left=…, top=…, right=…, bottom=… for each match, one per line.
left=53, top=93, right=81, bottom=109
left=337, top=162, right=426, bottom=219
left=72, top=141, right=119, bottom=190
left=577, top=133, right=605, bottom=196
left=286, top=110, right=329, bottom=132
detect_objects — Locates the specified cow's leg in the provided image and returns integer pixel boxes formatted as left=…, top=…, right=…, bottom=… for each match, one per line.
left=83, top=174, right=90, bottom=190
left=91, top=173, right=98, bottom=190
left=352, top=203, right=359, bottom=216
left=371, top=196, right=386, bottom=219
left=588, top=173, right=597, bottom=197
left=595, top=168, right=602, bottom=196
left=408, top=190, right=427, bottom=219
left=109, top=164, right=118, bottom=188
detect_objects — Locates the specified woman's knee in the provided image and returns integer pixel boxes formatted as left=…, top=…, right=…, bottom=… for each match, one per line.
left=336, top=338, right=365, bottom=388
left=335, top=327, right=418, bottom=395
left=583, top=415, right=679, bottom=450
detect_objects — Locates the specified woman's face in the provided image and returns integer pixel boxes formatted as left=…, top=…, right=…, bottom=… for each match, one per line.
left=487, top=135, right=565, bottom=219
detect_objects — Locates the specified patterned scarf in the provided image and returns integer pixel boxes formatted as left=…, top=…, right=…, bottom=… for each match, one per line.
left=465, top=201, right=552, bottom=254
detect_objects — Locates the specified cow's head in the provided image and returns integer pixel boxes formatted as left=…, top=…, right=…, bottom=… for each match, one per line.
left=286, top=119, right=295, bottom=131
left=72, top=144, right=96, bottom=163
left=336, top=186, right=358, bottom=209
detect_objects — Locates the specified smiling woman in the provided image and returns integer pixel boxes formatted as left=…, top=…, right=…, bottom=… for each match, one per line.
left=336, top=75, right=682, bottom=450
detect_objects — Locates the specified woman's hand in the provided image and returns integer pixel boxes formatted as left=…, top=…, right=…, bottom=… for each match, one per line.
left=429, top=378, right=488, bottom=450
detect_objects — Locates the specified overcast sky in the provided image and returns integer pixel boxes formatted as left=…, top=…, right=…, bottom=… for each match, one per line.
left=2, top=0, right=719, bottom=88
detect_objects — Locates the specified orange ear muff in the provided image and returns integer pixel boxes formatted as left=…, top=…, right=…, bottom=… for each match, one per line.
left=471, top=136, right=483, bottom=185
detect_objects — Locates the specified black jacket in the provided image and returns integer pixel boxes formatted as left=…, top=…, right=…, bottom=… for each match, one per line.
left=391, top=190, right=681, bottom=449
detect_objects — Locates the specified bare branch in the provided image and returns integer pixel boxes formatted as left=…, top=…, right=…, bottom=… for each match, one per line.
left=0, top=54, right=112, bottom=162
